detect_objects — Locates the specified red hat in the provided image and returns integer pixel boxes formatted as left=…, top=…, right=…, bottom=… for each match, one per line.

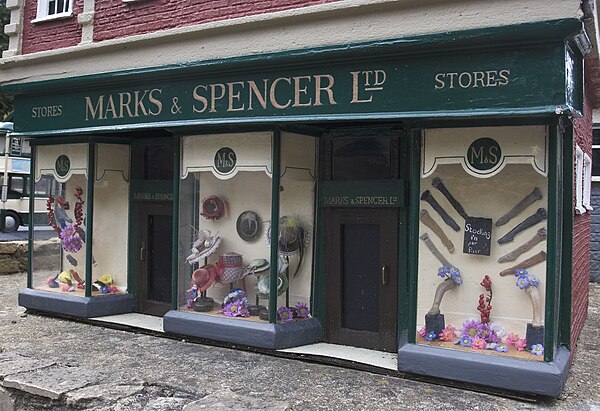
left=191, top=265, right=217, bottom=293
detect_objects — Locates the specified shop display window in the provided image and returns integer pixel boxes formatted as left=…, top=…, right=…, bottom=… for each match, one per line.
left=416, top=126, right=549, bottom=361
left=91, top=144, right=130, bottom=295
left=31, top=144, right=89, bottom=295
left=177, top=131, right=316, bottom=324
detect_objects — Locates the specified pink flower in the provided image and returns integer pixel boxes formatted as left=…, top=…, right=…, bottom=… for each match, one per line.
left=515, top=338, right=527, bottom=351
left=59, top=283, right=70, bottom=292
left=419, top=326, right=426, bottom=337
left=439, top=325, right=457, bottom=342
left=471, top=337, right=487, bottom=350
left=506, top=332, right=520, bottom=346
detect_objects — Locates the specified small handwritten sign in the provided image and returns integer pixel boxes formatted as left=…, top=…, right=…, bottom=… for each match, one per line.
left=463, top=217, right=492, bottom=256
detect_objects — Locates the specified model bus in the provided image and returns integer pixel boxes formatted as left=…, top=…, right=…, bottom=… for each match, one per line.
left=0, top=124, right=59, bottom=232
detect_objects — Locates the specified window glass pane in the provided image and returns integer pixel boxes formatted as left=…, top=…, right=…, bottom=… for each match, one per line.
left=32, top=144, right=89, bottom=297
left=332, top=138, right=390, bottom=180
left=593, top=149, right=600, bottom=177
left=417, top=126, right=548, bottom=361
left=177, top=133, right=273, bottom=322
left=92, top=144, right=130, bottom=297
left=10, top=176, right=24, bottom=194
left=593, top=129, right=600, bottom=146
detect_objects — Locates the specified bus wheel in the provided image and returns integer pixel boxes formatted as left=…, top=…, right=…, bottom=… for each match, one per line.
left=3, top=211, right=20, bottom=233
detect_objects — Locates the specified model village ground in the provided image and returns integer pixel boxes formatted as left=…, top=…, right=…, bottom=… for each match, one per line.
left=0, top=272, right=596, bottom=410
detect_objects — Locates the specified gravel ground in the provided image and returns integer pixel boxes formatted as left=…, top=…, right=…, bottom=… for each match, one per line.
left=0, top=272, right=598, bottom=410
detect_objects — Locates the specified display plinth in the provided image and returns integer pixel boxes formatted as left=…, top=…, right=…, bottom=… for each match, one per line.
left=164, top=310, right=323, bottom=350
left=526, top=323, right=544, bottom=348
left=19, top=288, right=134, bottom=318
left=425, top=313, right=445, bottom=335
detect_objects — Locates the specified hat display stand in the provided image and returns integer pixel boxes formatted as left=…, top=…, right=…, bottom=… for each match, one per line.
left=191, top=257, right=215, bottom=312
left=241, top=259, right=269, bottom=316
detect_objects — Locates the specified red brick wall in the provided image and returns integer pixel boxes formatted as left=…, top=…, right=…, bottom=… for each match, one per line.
left=93, top=0, right=340, bottom=42
left=570, top=67, right=592, bottom=355
left=21, top=0, right=84, bottom=54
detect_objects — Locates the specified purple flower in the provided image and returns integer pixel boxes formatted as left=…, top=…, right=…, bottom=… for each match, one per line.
left=462, top=320, right=480, bottom=338
left=495, top=344, right=508, bottom=353
left=295, top=302, right=310, bottom=319
left=437, top=266, right=448, bottom=278
left=527, top=275, right=540, bottom=287
left=514, top=269, right=528, bottom=277
left=223, top=289, right=248, bottom=306
left=460, top=336, right=473, bottom=347
left=486, top=343, right=498, bottom=350
left=452, top=273, right=463, bottom=286
left=220, top=301, right=249, bottom=317
left=277, top=306, right=294, bottom=323
left=424, top=331, right=437, bottom=342
left=59, top=225, right=76, bottom=240
left=531, top=344, right=544, bottom=356
left=516, top=276, right=529, bottom=289
left=185, top=285, right=198, bottom=308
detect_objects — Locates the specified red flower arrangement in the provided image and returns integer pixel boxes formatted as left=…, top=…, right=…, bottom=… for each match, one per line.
left=477, top=275, right=493, bottom=324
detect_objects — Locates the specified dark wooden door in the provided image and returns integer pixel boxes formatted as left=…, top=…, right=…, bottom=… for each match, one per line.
left=137, top=203, right=173, bottom=316
left=325, top=208, right=398, bottom=352
left=132, top=140, right=174, bottom=317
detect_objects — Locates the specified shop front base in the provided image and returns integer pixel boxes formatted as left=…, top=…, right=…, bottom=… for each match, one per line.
left=163, top=310, right=323, bottom=350
left=397, top=334, right=570, bottom=397
left=18, top=288, right=134, bottom=318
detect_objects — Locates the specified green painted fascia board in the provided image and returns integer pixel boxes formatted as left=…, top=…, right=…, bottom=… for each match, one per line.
left=8, top=107, right=571, bottom=138
left=2, top=19, right=582, bottom=96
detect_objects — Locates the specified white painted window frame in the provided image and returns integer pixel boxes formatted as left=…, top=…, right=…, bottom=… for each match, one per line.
left=575, top=145, right=586, bottom=214
left=593, top=143, right=600, bottom=182
left=32, top=0, right=74, bottom=23
left=584, top=152, right=593, bottom=211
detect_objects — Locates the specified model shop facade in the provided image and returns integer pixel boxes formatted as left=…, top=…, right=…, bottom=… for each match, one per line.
left=4, top=19, right=589, bottom=396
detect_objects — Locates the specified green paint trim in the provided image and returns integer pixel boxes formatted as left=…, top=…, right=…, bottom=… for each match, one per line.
left=544, top=125, right=558, bottom=362
left=268, top=129, right=281, bottom=323
left=559, top=122, right=573, bottom=348
left=407, top=129, right=421, bottom=344
left=171, top=136, right=180, bottom=310
left=26, top=146, right=35, bottom=289
left=9, top=107, right=575, bottom=138
left=85, top=142, right=95, bottom=298
left=28, top=135, right=133, bottom=146
left=2, top=19, right=581, bottom=95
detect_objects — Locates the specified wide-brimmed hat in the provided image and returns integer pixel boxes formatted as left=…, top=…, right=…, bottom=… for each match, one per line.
left=201, top=195, right=226, bottom=220
left=186, top=230, right=222, bottom=264
left=266, top=216, right=308, bottom=257
left=236, top=211, right=261, bottom=242
left=255, top=272, right=289, bottom=300
left=244, top=258, right=270, bottom=275
left=191, top=264, right=217, bottom=293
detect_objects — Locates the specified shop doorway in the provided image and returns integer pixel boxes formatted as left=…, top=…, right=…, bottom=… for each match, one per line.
left=325, top=208, right=398, bottom=352
left=136, top=203, right=173, bottom=316
left=132, top=141, right=174, bottom=316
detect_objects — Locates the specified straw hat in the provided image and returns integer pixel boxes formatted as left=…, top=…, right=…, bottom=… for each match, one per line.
left=244, top=258, right=270, bottom=276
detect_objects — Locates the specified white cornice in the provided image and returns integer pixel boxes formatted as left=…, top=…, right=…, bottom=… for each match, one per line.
left=0, top=0, right=582, bottom=84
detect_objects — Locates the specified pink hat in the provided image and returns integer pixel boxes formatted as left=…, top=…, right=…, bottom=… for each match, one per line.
left=191, top=265, right=217, bottom=293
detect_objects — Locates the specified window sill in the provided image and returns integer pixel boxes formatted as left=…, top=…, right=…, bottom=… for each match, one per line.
left=32, top=12, right=73, bottom=24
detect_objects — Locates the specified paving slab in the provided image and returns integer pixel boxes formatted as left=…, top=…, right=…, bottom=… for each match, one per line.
left=183, top=389, right=290, bottom=411
left=2, top=365, right=104, bottom=400
left=0, top=353, right=56, bottom=379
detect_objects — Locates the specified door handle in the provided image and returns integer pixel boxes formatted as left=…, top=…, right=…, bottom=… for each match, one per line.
left=140, top=241, right=145, bottom=263
left=381, top=265, right=388, bottom=286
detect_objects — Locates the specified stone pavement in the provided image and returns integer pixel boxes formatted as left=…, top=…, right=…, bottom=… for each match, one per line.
left=0, top=272, right=598, bottom=410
